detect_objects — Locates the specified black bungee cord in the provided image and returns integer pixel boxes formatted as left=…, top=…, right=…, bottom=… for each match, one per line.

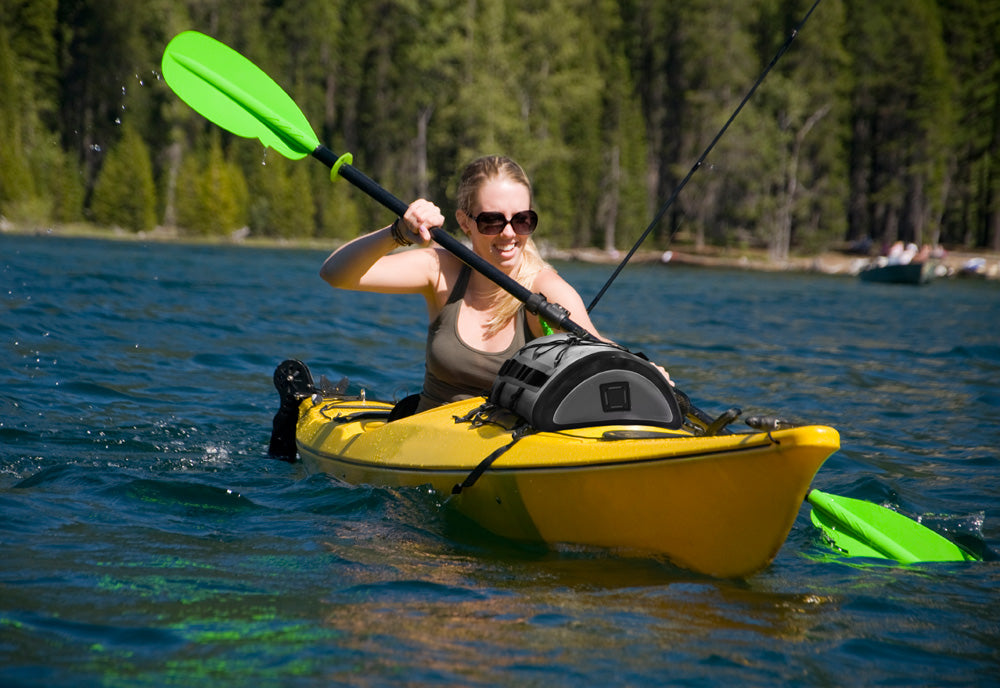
left=587, top=0, right=824, bottom=314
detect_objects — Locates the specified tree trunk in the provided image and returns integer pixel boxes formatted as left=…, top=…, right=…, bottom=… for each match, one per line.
left=600, top=145, right=621, bottom=252
left=160, top=140, right=182, bottom=228
left=415, top=107, right=432, bottom=199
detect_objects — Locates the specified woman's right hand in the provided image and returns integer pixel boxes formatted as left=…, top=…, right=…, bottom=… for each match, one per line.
left=398, top=199, right=444, bottom=246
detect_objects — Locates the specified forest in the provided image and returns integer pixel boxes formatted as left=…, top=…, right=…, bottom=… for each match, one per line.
left=1, top=0, right=998, bottom=257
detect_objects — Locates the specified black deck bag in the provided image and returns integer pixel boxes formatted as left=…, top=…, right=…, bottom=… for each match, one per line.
left=488, top=334, right=682, bottom=431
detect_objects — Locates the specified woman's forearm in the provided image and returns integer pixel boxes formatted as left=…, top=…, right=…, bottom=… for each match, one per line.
left=319, top=225, right=398, bottom=289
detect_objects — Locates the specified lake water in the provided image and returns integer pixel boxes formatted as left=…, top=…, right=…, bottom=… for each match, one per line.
left=3, top=234, right=999, bottom=686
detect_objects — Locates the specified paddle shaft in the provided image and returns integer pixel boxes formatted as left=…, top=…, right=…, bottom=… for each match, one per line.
left=311, top=146, right=588, bottom=338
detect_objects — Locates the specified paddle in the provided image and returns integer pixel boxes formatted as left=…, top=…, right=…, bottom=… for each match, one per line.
left=807, top=489, right=979, bottom=563
left=161, top=31, right=977, bottom=566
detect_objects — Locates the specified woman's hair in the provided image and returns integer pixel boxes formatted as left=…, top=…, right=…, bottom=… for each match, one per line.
left=456, top=156, right=552, bottom=338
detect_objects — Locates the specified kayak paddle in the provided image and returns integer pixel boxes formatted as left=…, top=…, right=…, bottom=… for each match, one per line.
left=807, top=489, right=979, bottom=563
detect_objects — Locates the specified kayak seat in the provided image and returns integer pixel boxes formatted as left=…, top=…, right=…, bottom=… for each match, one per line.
left=387, top=393, right=421, bottom=422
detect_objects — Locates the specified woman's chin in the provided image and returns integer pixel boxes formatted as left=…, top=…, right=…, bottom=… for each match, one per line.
left=491, top=243, right=522, bottom=268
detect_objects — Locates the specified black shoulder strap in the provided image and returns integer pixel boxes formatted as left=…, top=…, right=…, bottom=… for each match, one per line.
left=446, top=264, right=472, bottom=304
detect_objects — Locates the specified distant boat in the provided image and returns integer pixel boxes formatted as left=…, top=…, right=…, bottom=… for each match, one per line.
left=858, top=261, right=935, bottom=285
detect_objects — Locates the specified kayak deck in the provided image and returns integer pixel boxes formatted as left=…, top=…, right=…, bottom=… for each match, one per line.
left=295, top=394, right=840, bottom=578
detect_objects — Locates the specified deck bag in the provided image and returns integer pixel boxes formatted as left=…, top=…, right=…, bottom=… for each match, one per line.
left=488, top=333, right=682, bottom=431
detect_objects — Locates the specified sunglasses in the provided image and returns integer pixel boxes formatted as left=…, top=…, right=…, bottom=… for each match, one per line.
left=466, top=209, right=538, bottom=235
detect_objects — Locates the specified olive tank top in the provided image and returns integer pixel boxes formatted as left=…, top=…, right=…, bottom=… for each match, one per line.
left=418, top=265, right=531, bottom=412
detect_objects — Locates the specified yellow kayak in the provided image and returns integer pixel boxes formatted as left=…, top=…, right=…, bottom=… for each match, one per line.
left=282, top=376, right=839, bottom=579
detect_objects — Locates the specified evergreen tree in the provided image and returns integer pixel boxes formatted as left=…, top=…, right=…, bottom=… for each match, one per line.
left=845, top=0, right=955, bottom=248
left=249, top=154, right=315, bottom=238
left=176, top=133, right=248, bottom=235
left=752, top=0, right=850, bottom=259
left=591, top=0, right=650, bottom=252
left=90, top=124, right=157, bottom=231
left=939, top=0, right=1000, bottom=250
left=0, top=22, right=36, bottom=219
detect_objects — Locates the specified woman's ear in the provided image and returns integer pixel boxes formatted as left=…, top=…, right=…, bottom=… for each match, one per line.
left=455, top=209, right=473, bottom=237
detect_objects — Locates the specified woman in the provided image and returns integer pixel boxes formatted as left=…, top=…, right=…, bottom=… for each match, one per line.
left=320, top=155, right=605, bottom=412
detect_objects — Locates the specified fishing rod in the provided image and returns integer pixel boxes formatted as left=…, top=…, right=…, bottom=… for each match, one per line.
left=587, top=0, right=824, bottom=314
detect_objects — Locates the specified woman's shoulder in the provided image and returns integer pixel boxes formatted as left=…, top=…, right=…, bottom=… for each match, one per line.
left=427, top=249, right=468, bottom=307
left=531, top=265, right=570, bottom=292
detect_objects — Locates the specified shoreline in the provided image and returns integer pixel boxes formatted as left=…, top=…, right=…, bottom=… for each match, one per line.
left=540, top=244, right=1000, bottom=281
left=5, top=221, right=999, bottom=281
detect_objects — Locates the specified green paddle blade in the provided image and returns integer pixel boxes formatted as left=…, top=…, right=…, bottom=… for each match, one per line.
left=162, top=31, right=319, bottom=159
left=808, top=489, right=978, bottom=563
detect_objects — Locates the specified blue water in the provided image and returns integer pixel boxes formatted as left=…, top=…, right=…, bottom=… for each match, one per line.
left=3, top=234, right=999, bottom=686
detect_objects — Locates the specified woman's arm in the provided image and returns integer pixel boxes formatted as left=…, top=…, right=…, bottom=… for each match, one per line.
left=531, top=269, right=673, bottom=385
left=319, top=200, right=444, bottom=295
left=529, top=269, right=603, bottom=339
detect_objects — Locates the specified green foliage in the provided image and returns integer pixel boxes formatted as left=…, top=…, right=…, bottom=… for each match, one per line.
left=90, top=125, right=157, bottom=231
left=176, top=133, right=249, bottom=234
left=248, top=153, right=315, bottom=238
left=0, top=22, right=35, bottom=216
left=1, top=0, right=997, bottom=253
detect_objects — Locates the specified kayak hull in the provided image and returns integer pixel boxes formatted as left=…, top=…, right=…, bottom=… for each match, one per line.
left=295, top=395, right=839, bottom=578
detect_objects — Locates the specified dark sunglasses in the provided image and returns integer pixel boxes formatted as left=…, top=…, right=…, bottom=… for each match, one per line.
left=466, top=209, right=538, bottom=235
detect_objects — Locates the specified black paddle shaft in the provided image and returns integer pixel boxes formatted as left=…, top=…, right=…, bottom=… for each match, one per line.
left=312, top=145, right=590, bottom=338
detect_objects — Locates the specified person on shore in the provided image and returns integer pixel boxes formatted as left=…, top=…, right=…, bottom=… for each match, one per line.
left=320, top=155, right=628, bottom=413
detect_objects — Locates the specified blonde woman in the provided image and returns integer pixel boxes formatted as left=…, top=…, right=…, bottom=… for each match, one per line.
left=321, top=155, right=605, bottom=412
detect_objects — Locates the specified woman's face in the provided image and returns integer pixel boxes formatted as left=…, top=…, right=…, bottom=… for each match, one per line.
left=457, top=178, right=532, bottom=273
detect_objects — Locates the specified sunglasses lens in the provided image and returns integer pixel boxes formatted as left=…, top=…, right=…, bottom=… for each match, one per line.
left=511, top=210, right=538, bottom=235
left=475, top=212, right=507, bottom=235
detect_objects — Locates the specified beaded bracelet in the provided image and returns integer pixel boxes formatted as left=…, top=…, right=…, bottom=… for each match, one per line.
left=390, top=218, right=413, bottom=247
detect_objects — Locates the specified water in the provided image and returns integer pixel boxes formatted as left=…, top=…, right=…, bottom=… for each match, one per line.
left=3, top=234, right=999, bottom=686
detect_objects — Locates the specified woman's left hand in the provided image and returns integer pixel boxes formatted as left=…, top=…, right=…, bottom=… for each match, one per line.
left=655, top=364, right=674, bottom=387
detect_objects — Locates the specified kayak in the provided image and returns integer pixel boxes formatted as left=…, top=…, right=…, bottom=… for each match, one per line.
left=285, top=384, right=837, bottom=578
left=270, top=342, right=840, bottom=579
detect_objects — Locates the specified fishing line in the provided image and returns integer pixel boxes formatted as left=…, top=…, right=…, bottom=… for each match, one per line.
left=587, top=0, right=824, bottom=314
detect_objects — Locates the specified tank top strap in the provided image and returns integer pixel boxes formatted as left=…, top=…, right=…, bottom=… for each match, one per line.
left=446, top=264, right=472, bottom=305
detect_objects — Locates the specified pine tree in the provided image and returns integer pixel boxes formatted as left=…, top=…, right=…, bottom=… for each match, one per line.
left=845, top=0, right=955, bottom=248
left=939, top=0, right=1000, bottom=249
left=0, top=23, right=36, bottom=219
left=249, top=154, right=315, bottom=238
left=90, top=124, right=157, bottom=231
left=176, top=133, right=248, bottom=235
